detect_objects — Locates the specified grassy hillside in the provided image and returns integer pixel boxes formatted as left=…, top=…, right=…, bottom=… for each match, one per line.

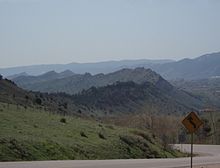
left=0, top=102, right=184, bottom=161
left=0, top=78, right=83, bottom=117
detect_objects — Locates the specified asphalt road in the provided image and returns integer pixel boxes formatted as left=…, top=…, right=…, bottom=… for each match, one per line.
left=1, top=144, right=220, bottom=168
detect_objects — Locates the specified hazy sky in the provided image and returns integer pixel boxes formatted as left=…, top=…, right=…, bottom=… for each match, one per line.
left=1, top=0, right=220, bottom=68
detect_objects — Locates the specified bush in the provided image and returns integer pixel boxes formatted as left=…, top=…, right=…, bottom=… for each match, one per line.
left=80, top=131, right=88, bottom=138
left=119, top=135, right=136, bottom=146
left=35, top=98, right=42, bottom=105
left=106, top=125, right=115, bottom=130
left=60, top=118, right=66, bottom=123
left=98, top=132, right=106, bottom=140
left=63, top=103, right=68, bottom=109
left=25, top=95, right=29, bottom=101
left=132, top=130, right=153, bottom=143
left=203, top=126, right=211, bottom=133
left=33, top=124, right=38, bottom=128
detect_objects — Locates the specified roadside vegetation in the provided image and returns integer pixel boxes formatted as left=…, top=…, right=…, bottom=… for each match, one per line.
left=103, top=112, right=220, bottom=146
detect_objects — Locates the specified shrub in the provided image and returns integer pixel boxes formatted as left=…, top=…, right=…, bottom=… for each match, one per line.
left=33, top=124, right=38, bottom=128
left=63, top=102, right=68, bottom=109
left=203, top=126, right=211, bottom=133
left=132, top=130, right=153, bottom=143
left=106, top=125, right=115, bottom=130
left=119, top=135, right=136, bottom=146
left=98, top=132, right=106, bottom=140
left=5, top=78, right=16, bottom=85
left=25, top=95, right=29, bottom=101
left=60, top=118, right=66, bottom=123
left=35, top=98, right=42, bottom=105
left=80, top=131, right=88, bottom=138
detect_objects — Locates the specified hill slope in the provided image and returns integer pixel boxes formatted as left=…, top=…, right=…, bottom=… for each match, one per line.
left=171, top=78, right=220, bottom=108
left=13, top=68, right=173, bottom=94
left=1, top=102, right=185, bottom=161
left=8, top=68, right=207, bottom=115
left=9, top=68, right=206, bottom=115
left=72, top=81, right=203, bottom=116
left=13, top=70, right=75, bottom=88
left=0, top=78, right=184, bottom=161
left=154, top=52, right=220, bottom=80
left=1, top=73, right=204, bottom=118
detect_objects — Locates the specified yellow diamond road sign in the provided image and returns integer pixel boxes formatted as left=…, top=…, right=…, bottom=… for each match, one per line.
left=182, top=112, right=203, bottom=133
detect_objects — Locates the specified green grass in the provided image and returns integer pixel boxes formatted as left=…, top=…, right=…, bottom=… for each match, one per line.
left=0, top=102, right=184, bottom=161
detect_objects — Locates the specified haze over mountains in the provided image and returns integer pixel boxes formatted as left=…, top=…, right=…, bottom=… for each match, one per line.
left=154, top=52, right=220, bottom=80
left=1, top=52, right=220, bottom=80
left=13, top=70, right=75, bottom=88
left=1, top=51, right=220, bottom=115
left=13, top=68, right=168, bottom=94
left=1, top=53, right=220, bottom=161
left=0, top=59, right=172, bottom=77
left=0, top=69, right=204, bottom=116
left=171, top=78, right=220, bottom=108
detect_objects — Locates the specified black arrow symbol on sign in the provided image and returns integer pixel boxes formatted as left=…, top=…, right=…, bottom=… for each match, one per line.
left=187, top=116, right=196, bottom=128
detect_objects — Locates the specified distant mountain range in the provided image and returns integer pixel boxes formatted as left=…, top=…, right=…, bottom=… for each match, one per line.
left=0, top=69, right=204, bottom=116
left=6, top=72, right=29, bottom=80
left=13, top=68, right=170, bottom=94
left=0, top=59, right=172, bottom=77
left=13, top=70, right=75, bottom=88
left=1, top=52, right=219, bottom=115
left=171, top=78, right=220, bottom=108
left=154, top=52, right=220, bottom=80
left=1, top=52, right=220, bottom=80
left=71, top=80, right=203, bottom=116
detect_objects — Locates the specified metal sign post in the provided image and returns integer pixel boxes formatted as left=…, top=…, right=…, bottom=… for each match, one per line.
left=182, top=112, right=203, bottom=168
left=190, top=133, right=193, bottom=168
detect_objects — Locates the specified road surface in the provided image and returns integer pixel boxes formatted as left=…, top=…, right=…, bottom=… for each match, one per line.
left=0, top=144, right=220, bottom=168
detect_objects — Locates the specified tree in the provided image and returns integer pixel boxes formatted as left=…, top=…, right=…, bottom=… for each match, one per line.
left=63, top=102, right=68, bottom=109
left=35, top=98, right=42, bottom=105
left=0, top=74, right=2, bottom=80
left=25, top=95, right=29, bottom=102
left=60, top=118, right=66, bottom=123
